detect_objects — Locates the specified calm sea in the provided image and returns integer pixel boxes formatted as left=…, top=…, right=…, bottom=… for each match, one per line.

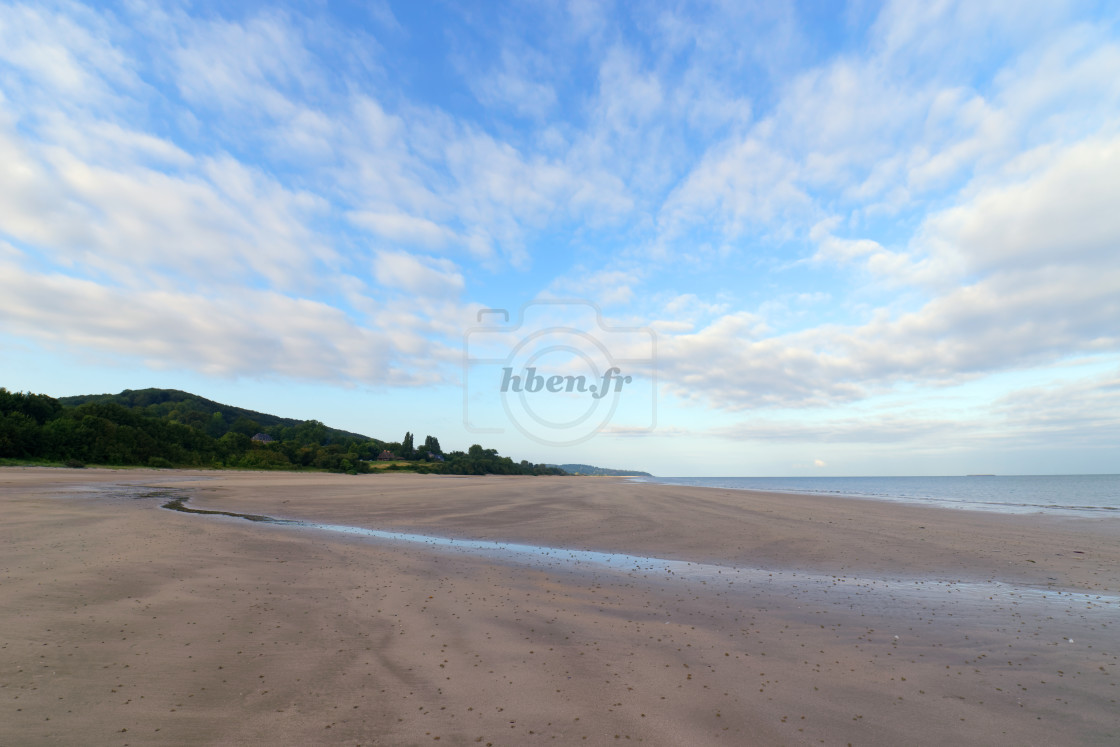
left=630, top=474, right=1120, bottom=517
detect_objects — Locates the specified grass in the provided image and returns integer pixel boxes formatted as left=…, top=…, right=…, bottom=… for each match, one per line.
left=368, top=460, right=417, bottom=469
left=0, top=457, right=85, bottom=468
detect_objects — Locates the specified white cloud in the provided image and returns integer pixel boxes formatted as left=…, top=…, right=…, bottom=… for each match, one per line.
left=921, top=136, right=1120, bottom=276
left=0, top=114, right=83, bottom=248
left=336, top=97, right=634, bottom=267
left=548, top=267, right=641, bottom=308
left=653, top=4, right=1120, bottom=253
left=373, top=251, right=464, bottom=298
left=991, top=367, right=1120, bottom=442
left=170, top=11, right=319, bottom=117
left=659, top=136, right=810, bottom=239
left=659, top=293, right=730, bottom=323
left=43, top=118, right=195, bottom=167
left=0, top=2, right=136, bottom=108
left=0, top=113, right=332, bottom=292
left=660, top=133, right=1120, bottom=409
left=349, top=211, right=457, bottom=249
left=0, top=260, right=443, bottom=385
left=468, top=47, right=558, bottom=120
left=658, top=253, right=1120, bottom=410
left=712, top=364, right=1120, bottom=454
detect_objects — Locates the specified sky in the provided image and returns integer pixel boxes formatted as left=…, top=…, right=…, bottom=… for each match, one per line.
left=2, top=0, right=1119, bottom=476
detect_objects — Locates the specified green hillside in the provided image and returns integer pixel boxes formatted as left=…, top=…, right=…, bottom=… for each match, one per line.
left=1, top=387, right=563, bottom=476
left=59, top=388, right=369, bottom=443
left=550, top=463, right=652, bottom=477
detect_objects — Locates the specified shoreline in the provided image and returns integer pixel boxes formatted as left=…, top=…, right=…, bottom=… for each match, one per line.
left=630, top=474, right=1120, bottom=518
left=3, top=468, right=1118, bottom=745
left=8, top=466, right=1120, bottom=591
left=161, top=469, right=1120, bottom=592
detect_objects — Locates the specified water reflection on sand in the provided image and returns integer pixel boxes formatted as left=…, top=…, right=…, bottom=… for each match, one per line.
left=149, top=487, right=1119, bottom=631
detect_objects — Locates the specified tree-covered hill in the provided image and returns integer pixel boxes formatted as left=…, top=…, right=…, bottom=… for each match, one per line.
left=549, top=463, right=653, bottom=477
left=58, top=388, right=370, bottom=443
left=1, top=387, right=563, bottom=476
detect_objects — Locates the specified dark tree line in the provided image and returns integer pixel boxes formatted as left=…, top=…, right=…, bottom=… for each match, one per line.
left=0, top=388, right=563, bottom=476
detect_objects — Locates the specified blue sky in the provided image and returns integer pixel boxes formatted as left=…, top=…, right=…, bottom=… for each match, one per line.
left=2, top=0, right=1119, bottom=476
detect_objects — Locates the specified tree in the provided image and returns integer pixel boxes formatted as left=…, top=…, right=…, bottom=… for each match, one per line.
left=0, top=412, right=41, bottom=458
left=292, top=420, right=328, bottom=446
left=401, top=431, right=414, bottom=458
left=218, top=431, right=251, bottom=458
left=230, top=417, right=261, bottom=437
left=205, top=411, right=226, bottom=438
left=239, top=450, right=291, bottom=469
left=0, top=388, right=62, bottom=425
left=423, top=435, right=441, bottom=454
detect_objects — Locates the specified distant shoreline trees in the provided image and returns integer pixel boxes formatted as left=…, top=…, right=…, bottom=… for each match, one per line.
left=0, top=387, right=563, bottom=476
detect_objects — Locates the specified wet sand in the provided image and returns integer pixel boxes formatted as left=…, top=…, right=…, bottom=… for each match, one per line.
left=2, top=468, right=1117, bottom=745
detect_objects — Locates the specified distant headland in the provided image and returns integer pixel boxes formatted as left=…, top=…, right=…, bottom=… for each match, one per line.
left=548, top=463, right=653, bottom=477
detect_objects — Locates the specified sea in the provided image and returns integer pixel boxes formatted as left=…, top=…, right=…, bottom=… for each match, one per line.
left=629, top=474, right=1120, bottom=517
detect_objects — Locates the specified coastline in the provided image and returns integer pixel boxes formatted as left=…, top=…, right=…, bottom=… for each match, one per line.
left=630, top=474, right=1120, bottom=518
left=3, top=468, right=1118, bottom=745
left=138, top=468, right=1119, bottom=592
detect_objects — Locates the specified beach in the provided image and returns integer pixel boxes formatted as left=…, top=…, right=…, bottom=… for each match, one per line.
left=2, top=468, right=1117, bottom=745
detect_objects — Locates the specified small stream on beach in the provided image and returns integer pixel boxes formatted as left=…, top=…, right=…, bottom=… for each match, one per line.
left=59, top=480, right=1119, bottom=642
left=151, top=485, right=1120, bottom=632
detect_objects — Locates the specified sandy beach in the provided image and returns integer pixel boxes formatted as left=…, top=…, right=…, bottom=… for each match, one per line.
left=2, top=468, right=1117, bottom=745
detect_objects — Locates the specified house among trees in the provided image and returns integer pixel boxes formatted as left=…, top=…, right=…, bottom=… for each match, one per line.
left=250, top=432, right=274, bottom=443
left=376, top=449, right=396, bottom=461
